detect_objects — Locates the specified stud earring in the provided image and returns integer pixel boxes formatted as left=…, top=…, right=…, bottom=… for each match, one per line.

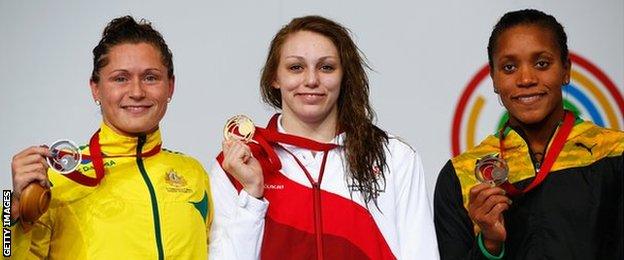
left=95, top=100, right=101, bottom=106
left=167, top=97, right=171, bottom=103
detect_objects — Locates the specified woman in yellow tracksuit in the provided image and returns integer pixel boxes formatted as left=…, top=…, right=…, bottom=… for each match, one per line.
left=8, top=16, right=212, bottom=259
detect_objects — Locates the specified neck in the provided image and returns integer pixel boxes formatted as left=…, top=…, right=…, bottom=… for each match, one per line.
left=280, top=111, right=338, bottom=143
left=102, top=120, right=156, bottom=138
left=510, top=108, right=565, bottom=154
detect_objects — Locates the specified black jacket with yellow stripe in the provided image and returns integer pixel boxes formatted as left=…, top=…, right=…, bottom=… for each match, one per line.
left=434, top=119, right=623, bottom=259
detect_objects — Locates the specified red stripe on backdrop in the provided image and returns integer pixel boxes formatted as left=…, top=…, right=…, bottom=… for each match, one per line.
left=570, top=52, right=624, bottom=119
left=451, top=65, right=490, bottom=156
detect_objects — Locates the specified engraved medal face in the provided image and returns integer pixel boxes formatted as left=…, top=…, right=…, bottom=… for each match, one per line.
left=474, top=154, right=509, bottom=186
left=47, top=139, right=82, bottom=174
left=223, top=115, right=255, bottom=143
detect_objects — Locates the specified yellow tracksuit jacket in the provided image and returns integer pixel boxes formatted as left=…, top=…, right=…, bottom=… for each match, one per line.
left=9, top=123, right=213, bottom=259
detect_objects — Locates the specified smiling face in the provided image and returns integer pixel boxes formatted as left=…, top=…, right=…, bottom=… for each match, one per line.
left=90, top=42, right=174, bottom=136
left=273, top=30, right=343, bottom=125
left=490, top=24, right=570, bottom=127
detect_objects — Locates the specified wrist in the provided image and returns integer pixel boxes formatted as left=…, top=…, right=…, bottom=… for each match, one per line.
left=11, top=197, right=20, bottom=222
left=483, top=238, right=502, bottom=255
left=243, top=182, right=264, bottom=199
left=478, top=233, right=504, bottom=260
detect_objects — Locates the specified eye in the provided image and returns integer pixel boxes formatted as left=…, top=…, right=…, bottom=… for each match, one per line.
left=320, top=64, right=335, bottom=72
left=535, top=60, right=550, bottom=69
left=113, top=76, right=128, bottom=83
left=289, top=64, right=303, bottom=72
left=501, top=63, right=516, bottom=73
left=144, top=74, right=159, bottom=83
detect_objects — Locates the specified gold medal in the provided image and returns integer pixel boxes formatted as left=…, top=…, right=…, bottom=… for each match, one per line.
left=223, top=115, right=256, bottom=143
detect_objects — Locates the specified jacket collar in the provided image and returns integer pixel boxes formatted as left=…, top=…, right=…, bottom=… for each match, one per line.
left=86, top=122, right=162, bottom=157
left=274, top=114, right=345, bottom=148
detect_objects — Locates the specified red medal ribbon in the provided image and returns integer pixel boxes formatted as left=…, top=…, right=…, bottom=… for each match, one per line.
left=62, top=129, right=161, bottom=186
left=232, top=114, right=338, bottom=176
left=499, top=111, right=575, bottom=196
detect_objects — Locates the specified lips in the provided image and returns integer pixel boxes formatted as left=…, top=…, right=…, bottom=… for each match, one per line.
left=295, top=93, right=326, bottom=103
left=512, top=93, right=546, bottom=105
left=121, top=104, right=152, bottom=114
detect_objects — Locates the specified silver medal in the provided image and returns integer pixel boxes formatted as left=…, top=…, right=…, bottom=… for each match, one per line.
left=474, top=154, right=509, bottom=186
left=47, top=139, right=82, bottom=174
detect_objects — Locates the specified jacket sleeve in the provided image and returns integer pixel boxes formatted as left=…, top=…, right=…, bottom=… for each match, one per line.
left=4, top=200, right=53, bottom=259
left=203, top=167, right=215, bottom=256
left=434, top=160, right=488, bottom=260
left=208, top=160, right=268, bottom=260
left=393, top=147, right=440, bottom=259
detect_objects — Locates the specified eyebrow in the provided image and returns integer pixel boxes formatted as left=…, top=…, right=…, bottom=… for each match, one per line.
left=108, top=68, right=163, bottom=74
left=283, top=55, right=338, bottom=61
left=498, top=50, right=554, bottom=59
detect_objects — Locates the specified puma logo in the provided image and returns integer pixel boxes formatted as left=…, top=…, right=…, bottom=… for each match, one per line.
left=575, top=142, right=596, bottom=155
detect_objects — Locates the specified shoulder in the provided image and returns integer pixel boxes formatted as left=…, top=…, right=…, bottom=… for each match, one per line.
left=386, top=134, right=418, bottom=157
left=447, top=135, right=500, bottom=202
left=159, top=148, right=209, bottom=178
left=571, top=121, right=624, bottom=156
left=450, top=134, right=499, bottom=174
left=554, top=121, right=624, bottom=170
left=161, top=148, right=203, bottom=165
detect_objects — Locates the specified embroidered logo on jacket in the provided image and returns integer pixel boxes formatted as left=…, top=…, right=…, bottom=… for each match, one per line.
left=165, top=169, right=192, bottom=193
left=347, top=165, right=386, bottom=196
left=574, top=142, right=597, bottom=155
left=264, top=184, right=285, bottom=190
left=80, top=160, right=116, bottom=172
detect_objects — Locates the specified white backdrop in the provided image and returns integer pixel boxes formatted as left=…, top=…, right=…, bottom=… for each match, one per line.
left=1, top=1, right=622, bottom=198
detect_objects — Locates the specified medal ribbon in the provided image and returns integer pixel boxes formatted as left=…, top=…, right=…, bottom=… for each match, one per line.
left=499, top=110, right=575, bottom=196
left=218, top=114, right=341, bottom=260
left=61, top=129, right=161, bottom=186
left=226, top=114, right=338, bottom=175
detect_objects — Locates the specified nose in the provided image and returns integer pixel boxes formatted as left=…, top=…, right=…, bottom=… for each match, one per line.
left=304, top=69, right=319, bottom=88
left=516, top=65, right=538, bottom=88
left=129, top=78, right=146, bottom=99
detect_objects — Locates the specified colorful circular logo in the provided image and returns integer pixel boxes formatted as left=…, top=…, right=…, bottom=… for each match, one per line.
left=451, top=52, right=624, bottom=156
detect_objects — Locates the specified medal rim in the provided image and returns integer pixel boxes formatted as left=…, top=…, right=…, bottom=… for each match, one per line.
left=474, top=154, right=509, bottom=186
left=223, top=114, right=256, bottom=143
left=47, top=139, right=82, bottom=174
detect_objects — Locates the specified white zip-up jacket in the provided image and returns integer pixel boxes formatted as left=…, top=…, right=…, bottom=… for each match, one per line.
left=209, top=115, right=439, bottom=259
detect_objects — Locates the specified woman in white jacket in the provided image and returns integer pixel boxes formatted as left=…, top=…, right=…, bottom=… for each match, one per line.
left=209, top=15, right=439, bottom=260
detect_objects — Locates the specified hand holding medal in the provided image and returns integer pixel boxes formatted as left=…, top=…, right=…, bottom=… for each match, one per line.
left=224, top=114, right=257, bottom=144
left=221, top=115, right=264, bottom=198
left=13, top=139, right=81, bottom=230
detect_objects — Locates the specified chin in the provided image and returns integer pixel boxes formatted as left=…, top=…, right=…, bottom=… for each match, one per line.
left=116, top=121, right=159, bottom=136
left=295, top=109, right=330, bottom=123
left=509, top=108, right=551, bottom=126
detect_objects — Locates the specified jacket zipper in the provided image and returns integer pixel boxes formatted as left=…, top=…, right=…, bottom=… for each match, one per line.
left=137, top=135, right=165, bottom=260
